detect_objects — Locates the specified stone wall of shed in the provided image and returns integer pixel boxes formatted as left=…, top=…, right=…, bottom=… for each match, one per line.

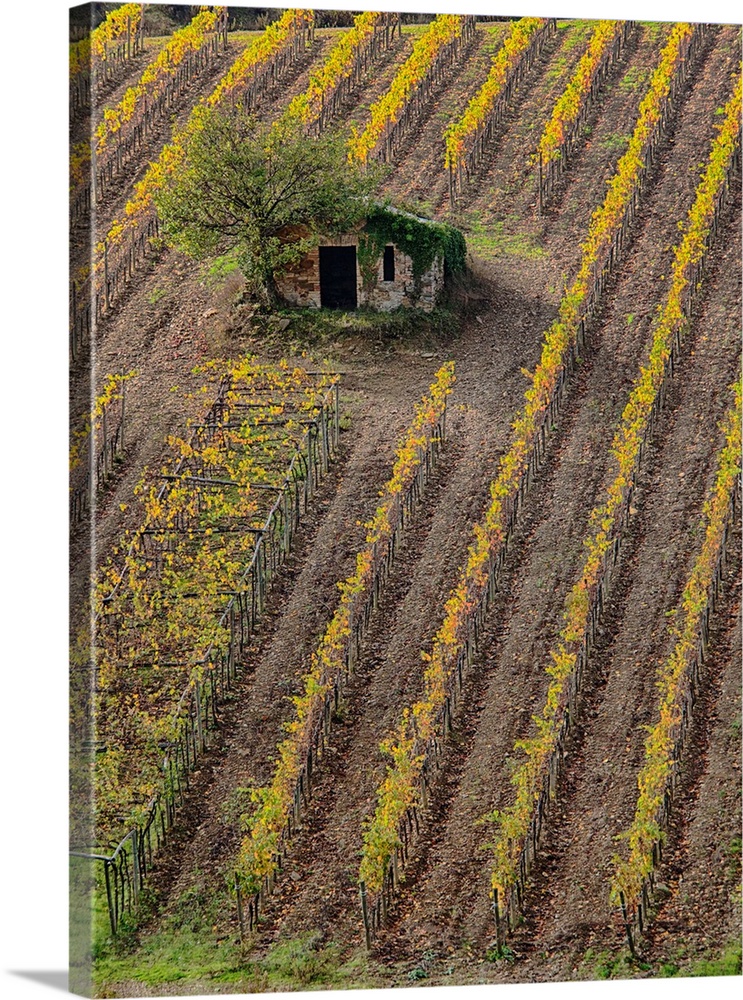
left=275, top=233, right=444, bottom=312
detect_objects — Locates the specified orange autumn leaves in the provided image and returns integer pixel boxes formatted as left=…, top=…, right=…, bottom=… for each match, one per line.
left=358, top=21, right=707, bottom=900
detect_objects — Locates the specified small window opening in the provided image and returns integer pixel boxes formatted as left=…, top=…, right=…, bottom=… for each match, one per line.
left=383, top=245, right=395, bottom=282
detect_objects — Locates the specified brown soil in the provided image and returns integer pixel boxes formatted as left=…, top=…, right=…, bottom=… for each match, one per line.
left=643, top=558, right=742, bottom=968
left=490, top=195, right=743, bottom=984
left=370, top=33, right=742, bottom=981
left=78, top=19, right=742, bottom=997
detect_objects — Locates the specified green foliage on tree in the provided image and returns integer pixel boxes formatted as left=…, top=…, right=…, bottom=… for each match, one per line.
left=153, top=107, right=378, bottom=306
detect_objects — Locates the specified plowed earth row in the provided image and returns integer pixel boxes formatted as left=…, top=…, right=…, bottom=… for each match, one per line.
left=375, top=192, right=741, bottom=987
left=507, top=194, right=743, bottom=982
left=81, top=18, right=741, bottom=996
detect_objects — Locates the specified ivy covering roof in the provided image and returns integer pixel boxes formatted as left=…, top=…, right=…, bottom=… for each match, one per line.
left=361, top=202, right=467, bottom=279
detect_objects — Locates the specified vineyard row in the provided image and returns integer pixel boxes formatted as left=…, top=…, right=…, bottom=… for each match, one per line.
left=537, top=19, right=636, bottom=212
left=284, top=10, right=400, bottom=135
left=608, top=74, right=742, bottom=946
left=348, top=14, right=476, bottom=166
left=488, top=70, right=741, bottom=937
left=70, top=9, right=315, bottom=359
left=446, top=17, right=557, bottom=201
left=232, top=365, right=455, bottom=937
left=70, top=8, right=229, bottom=223
left=70, top=3, right=144, bottom=111
left=355, top=20, right=706, bottom=940
left=78, top=361, right=338, bottom=936
left=614, top=385, right=741, bottom=954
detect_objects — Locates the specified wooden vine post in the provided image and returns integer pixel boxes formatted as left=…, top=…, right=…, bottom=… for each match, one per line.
left=538, top=150, right=543, bottom=216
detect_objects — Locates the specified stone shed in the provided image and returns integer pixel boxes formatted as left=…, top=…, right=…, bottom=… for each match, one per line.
left=275, top=205, right=466, bottom=313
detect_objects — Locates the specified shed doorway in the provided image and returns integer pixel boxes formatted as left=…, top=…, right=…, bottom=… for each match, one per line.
left=319, top=245, right=358, bottom=310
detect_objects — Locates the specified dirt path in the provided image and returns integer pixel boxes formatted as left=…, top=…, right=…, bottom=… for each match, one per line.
left=369, top=36, right=739, bottom=971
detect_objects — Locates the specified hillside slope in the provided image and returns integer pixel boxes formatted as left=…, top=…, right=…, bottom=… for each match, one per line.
left=80, top=17, right=742, bottom=997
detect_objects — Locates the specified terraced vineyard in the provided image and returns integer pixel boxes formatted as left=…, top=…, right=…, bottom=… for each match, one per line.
left=70, top=7, right=741, bottom=997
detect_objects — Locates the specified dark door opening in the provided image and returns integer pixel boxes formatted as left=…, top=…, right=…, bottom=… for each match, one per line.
left=383, top=245, right=395, bottom=281
left=319, top=245, right=358, bottom=310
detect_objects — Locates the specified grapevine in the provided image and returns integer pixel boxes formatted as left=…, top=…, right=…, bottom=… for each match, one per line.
left=93, top=358, right=337, bottom=843
left=609, top=382, right=741, bottom=946
left=445, top=16, right=555, bottom=198
left=357, top=20, right=703, bottom=908
left=207, top=8, right=315, bottom=107
left=348, top=15, right=475, bottom=165
left=70, top=371, right=137, bottom=524
left=70, top=3, right=144, bottom=109
left=70, top=3, right=142, bottom=78
left=536, top=21, right=635, bottom=210
left=538, top=21, right=623, bottom=165
left=234, top=364, right=455, bottom=921
left=283, top=11, right=399, bottom=134
left=486, top=71, right=741, bottom=936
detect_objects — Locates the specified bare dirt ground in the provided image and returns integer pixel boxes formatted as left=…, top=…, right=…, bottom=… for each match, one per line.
left=643, top=556, right=742, bottom=971
left=76, top=19, right=742, bottom=998
left=493, top=195, right=743, bottom=985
